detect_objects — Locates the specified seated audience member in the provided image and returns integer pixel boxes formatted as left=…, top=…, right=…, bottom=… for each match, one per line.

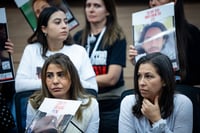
left=26, top=53, right=99, bottom=132
left=15, top=7, right=97, bottom=93
left=119, top=52, right=193, bottom=133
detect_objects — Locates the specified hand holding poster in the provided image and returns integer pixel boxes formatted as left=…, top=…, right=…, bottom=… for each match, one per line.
left=132, top=2, right=179, bottom=71
left=26, top=98, right=82, bottom=133
left=0, top=8, right=15, bottom=83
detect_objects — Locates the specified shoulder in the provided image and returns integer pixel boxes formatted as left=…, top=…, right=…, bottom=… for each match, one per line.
left=63, top=44, right=87, bottom=57
left=82, top=97, right=98, bottom=108
left=27, top=101, right=37, bottom=114
left=121, top=94, right=136, bottom=108
left=90, top=97, right=98, bottom=106
left=80, top=97, right=99, bottom=119
left=188, top=23, right=200, bottom=33
left=174, top=94, right=192, bottom=107
left=187, top=23, right=200, bottom=40
left=64, top=44, right=85, bottom=51
left=25, top=43, right=41, bottom=50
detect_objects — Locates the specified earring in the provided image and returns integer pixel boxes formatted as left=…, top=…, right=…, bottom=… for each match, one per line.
left=44, top=33, right=47, bottom=36
left=163, top=83, right=166, bottom=87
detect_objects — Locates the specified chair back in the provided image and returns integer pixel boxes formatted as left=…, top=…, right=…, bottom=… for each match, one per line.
left=85, top=88, right=97, bottom=98
left=14, top=90, right=36, bottom=133
left=121, top=89, right=135, bottom=101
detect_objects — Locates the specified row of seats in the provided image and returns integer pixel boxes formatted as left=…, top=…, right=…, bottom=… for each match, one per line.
left=12, top=85, right=200, bottom=133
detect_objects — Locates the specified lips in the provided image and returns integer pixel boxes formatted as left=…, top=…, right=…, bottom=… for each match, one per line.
left=88, top=15, right=96, bottom=19
left=139, top=89, right=148, bottom=95
left=60, top=31, right=67, bottom=36
left=51, top=87, right=61, bottom=92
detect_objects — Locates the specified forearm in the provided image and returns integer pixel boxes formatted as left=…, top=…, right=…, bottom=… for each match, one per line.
left=15, top=78, right=41, bottom=93
left=80, top=77, right=98, bottom=92
left=96, top=65, right=121, bottom=88
left=96, top=74, right=119, bottom=88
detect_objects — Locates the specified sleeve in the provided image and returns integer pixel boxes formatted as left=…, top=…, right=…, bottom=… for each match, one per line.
left=109, top=38, right=126, bottom=67
left=85, top=98, right=99, bottom=133
left=15, top=45, right=41, bottom=93
left=118, top=95, right=136, bottom=133
left=170, top=95, right=193, bottom=133
left=151, top=94, right=193, bottom=133
left=79, top=48, right=98, bottom=92
left=26, top=101, right=37, bottom=129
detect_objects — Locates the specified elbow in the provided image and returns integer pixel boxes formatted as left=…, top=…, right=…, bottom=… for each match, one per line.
left=108, top=77, right=119, bottom=86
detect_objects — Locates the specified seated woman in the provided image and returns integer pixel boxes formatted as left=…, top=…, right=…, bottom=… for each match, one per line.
left=26, top=53, right=99, bottom=133
left=119, top=52, right=193, bottom=133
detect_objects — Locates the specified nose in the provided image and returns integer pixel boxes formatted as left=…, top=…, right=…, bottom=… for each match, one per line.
left=138, top=76, right=146, bottom=85
left=52, top=76, right=59, bottom=83
left=88, top=5, right=94, bottom=12
left=149, top=0, right=157, bottom=7
left=61, top=21, right=68, bottom=29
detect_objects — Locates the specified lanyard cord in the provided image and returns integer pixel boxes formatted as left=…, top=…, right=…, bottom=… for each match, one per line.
left=86, top=27, right=106, bottom=58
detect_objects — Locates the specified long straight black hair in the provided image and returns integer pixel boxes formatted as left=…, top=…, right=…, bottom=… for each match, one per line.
left=132, top=53, right=175, bottom=118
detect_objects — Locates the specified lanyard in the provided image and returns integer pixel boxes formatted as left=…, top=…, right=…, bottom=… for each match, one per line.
left=87, top=27, right=106, bottom=58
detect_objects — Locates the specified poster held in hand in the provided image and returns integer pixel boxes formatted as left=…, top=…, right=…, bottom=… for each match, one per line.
left=14, top=0, right=79, bottom=31
left=0, top=8, right=15, bottom=83
left=26, top=98, right=82, bottom=133
left=132, top=2, right=179, bottom=71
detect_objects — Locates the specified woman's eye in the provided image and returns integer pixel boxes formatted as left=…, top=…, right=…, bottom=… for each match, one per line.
left=54, top=20, right=61, bottom=25
left=94, top=4, right=101, bottom=8
left=57, top=72, right=65, bottom=78
left=145, top=74, right=154, bottom=79
left=64, top=19, right=68, bottom=24
left=46, top=73, right=53, bottom=79
left=86, top=3, right=91, bottom=8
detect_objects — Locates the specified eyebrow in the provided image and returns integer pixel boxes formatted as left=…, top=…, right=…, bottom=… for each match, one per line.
left=53, top=17, right=68, bottom=21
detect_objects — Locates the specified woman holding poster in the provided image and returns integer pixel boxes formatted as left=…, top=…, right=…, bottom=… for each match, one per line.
left=128, top=0, right=200, bottom=85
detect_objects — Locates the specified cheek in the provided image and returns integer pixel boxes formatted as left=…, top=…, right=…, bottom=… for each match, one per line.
left=47, top=28, right=60, bottom=38
left=46, top=81, right=51, bottom=89
left=151, top=82, right=162, bottom=93
left=62, top=80, right=71, bottom=89
left=153, top=39, right=163, bottom=47
left=149, top=1, right=153, bottom=7
left=143, top=42, right=151, bottom=49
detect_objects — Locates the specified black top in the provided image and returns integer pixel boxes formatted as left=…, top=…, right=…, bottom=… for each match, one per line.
left=180, top=24, right=200, bottom=85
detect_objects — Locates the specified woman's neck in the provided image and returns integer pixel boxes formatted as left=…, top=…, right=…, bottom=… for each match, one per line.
left=90, top=21, right=106, bottom=35
left=47, top=39, right=64, bottom=51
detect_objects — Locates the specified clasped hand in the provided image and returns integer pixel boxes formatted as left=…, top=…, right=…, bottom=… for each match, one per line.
left=141, top=96, right=161, bottom=124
